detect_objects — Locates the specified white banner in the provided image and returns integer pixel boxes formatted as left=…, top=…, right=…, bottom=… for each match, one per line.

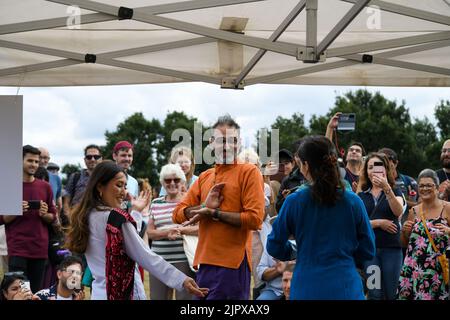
left=0, top=96, right=23, bottom=216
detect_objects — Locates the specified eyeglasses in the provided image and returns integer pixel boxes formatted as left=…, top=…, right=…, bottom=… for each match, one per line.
left=63, top=269, right=82, bottom=276
left=348, top=147, right=362, bottom=153
left=85, top=155, right=102, bottom=160
left=164, top=178, right=181, bottom=184
left=442, top=148, right=450, bottom=154
left=40, top=156, right=50, bottom=160
left=418, top=184, right=436, bottom=190
left=212, top=137, right=239, bottom=145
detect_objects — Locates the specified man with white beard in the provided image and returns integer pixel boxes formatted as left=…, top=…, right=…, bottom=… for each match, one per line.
left=35, top=256, right=84, bottom=300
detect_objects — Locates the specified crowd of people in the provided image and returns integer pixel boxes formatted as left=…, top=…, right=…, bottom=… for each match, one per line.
left=0, top=113, right=449, bottom=301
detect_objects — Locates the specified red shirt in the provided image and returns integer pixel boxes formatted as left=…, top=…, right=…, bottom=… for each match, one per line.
left=0, top=179, right=56, bottom=258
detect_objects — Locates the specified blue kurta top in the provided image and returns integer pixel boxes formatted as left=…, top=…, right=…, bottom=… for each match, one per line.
left=267, top=186, right=375, bottom=300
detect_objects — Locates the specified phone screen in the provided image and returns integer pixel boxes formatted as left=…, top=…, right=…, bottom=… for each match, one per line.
left=373, top=161, right=385, bottom=176
left=337, top=113, right=356, bottom=131
left=28, top=200, right=41, bottom=210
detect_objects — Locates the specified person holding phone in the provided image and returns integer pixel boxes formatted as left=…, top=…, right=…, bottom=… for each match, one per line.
left=0, top=272, right=35, bottom=300
left=35, top=255, right=85, bottom=300
left=326, top=112, right=366, bottom=192
left=0, top=145, right=56, bottom=293
left=357, top=153, right=406, bottom=300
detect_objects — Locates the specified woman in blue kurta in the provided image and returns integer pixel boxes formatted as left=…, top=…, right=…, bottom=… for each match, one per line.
left=267, top=136, right=376, bottom=300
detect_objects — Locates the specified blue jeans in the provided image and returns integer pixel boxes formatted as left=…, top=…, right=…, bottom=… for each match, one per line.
left=256, top=289, right=282, bottom=300
left=363, top=248, right=403, bottom=300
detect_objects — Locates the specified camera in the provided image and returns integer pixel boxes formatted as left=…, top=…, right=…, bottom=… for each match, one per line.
left=28, top=200, right=41, bottom=210
left=337, top=113, right=356, bottom=131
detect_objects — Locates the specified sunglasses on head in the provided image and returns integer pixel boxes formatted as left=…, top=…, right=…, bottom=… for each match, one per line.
left=164, top=178, right=181, bottom=184
left=85, top=155, right=102, bottom=160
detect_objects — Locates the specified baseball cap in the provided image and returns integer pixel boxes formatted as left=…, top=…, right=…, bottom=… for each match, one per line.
left=279, top=149, right=293, bottom=162
left=47, top=162, right=60, bottom=171
left=113, top=141, right=133, bottom=153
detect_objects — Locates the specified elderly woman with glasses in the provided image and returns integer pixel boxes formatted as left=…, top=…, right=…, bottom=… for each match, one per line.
left=397, top=169, right=450, bottom=300
left=147, top=164, right=198, bottom=300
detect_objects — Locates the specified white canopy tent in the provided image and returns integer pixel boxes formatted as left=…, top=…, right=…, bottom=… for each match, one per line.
left=0, top=0, right=450, bottom=88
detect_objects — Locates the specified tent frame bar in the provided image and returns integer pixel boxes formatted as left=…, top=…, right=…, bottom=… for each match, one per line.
left=0, top=0, right=267, bottom=35
left=246, top=39, right=450, bottom=85
left=0, top=0, right=449, bottom=87
left=232, top=0, right=307, bottom=88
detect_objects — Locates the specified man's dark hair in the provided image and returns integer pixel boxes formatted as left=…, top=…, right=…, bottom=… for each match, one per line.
left=378, top=147, right=398, bottom=162
left=84, top=144, right=102, bottom=156
left=212, top=114, right=240, bottom=130
left=348, top=141, right=366, bottom=156
left=23, top=145, right=41, bottom=159
left=56, top=255, right=84, bottom=272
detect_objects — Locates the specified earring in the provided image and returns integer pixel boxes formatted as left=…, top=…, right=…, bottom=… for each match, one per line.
left=99, top=191, right=103, bottom=199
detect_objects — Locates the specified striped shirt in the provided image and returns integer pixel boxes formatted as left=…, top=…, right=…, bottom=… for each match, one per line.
left=149, top=197, right=187, bottom=264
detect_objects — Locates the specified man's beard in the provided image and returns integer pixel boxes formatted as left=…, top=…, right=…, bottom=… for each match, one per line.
left=442, top=158, right=450, bottom=169
left=215, top=150, right=236, bottom=164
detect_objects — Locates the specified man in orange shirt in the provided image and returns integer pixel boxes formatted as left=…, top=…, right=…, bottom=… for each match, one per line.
left=173, top=115, right=265, bottom=300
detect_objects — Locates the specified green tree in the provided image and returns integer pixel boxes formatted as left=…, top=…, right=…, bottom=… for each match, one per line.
left=435, top=100, right=450, bottom=139
left=103, top=112, right=161, bottom=185
left=309, top=89, right=422, bottom=177
left=272, top=113, right=309, bottom=152
left=156, top=111, right=210, bottom=175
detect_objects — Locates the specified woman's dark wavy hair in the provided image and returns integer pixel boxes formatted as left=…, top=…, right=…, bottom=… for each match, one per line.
left=357, top=152, right=396, bottom=192
left=296, top=135, right=345, bottom=206
left=65, top=160, right=125, bottom=254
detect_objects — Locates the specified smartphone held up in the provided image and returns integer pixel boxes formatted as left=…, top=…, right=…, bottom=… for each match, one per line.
left=337, top=113, right=356, bottom=131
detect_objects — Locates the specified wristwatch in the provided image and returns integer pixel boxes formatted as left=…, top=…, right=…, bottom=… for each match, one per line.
left=212, top=208, right=220, bottom=221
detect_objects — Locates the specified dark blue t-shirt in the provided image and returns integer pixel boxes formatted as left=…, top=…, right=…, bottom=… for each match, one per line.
left=358, top=188, right=404, bottom=248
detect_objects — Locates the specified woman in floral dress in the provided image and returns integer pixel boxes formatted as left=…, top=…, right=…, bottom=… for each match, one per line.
left=398, top=169, right=450, bottom=300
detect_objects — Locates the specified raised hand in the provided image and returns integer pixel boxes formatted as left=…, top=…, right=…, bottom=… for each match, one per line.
left=131, top=190, right=151, bottom=212
left=327, top=112, right=342, bottom=130
left=204, top=183, right=225, bottom=209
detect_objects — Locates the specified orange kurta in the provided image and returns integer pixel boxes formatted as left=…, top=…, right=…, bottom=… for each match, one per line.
left=173, top=163, right=265, bottom=270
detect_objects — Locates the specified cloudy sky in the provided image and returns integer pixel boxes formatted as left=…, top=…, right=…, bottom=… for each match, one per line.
left=0, top=83, right=448, bottom=169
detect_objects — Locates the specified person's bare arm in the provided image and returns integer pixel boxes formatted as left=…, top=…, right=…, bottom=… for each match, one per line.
left=325, top=112, right=341, bottom=142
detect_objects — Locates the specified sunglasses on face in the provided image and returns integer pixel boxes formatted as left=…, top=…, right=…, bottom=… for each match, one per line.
left=164, top=178, right=181, bottom=184
left=85, top=155, right=102, bottom=160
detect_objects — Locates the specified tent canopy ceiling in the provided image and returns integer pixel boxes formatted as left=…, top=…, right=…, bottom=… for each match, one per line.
left=0, top=0, right=449, bottom=88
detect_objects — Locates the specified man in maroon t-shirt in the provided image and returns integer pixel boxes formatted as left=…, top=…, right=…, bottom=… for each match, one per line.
left=0, top=145, right=56, bottom=293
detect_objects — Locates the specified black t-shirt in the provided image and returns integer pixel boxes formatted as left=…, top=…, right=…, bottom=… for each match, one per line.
left=436, top=168, right=449, bottom=184
left=358, top=188, right=404, bottom=249
left=344, top=168, right=359, bottom=188
left=436, top=169, right=450, bottom=201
